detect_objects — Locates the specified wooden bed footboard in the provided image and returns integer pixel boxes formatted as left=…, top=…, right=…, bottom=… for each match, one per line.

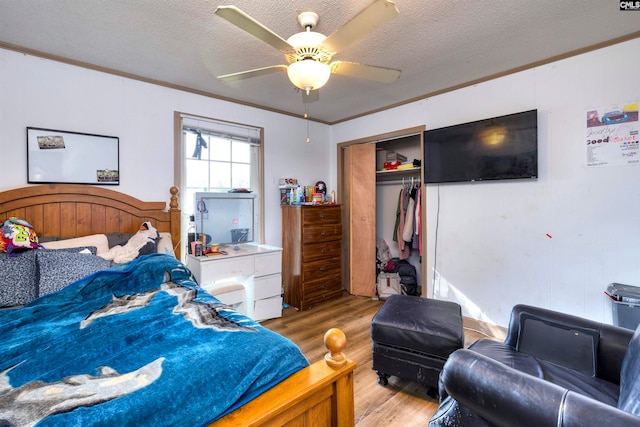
left=210, top=328, right=356, bottom=427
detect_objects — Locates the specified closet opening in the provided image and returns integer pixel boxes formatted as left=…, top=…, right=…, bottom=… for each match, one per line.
left=337, top=125, right=426, bottom=299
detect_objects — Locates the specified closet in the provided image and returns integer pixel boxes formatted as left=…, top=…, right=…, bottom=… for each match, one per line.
left=338, top=126, right=426, bottom=298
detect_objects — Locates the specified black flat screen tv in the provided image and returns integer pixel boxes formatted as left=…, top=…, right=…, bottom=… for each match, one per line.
left=423, top=109, right=538, bottom=184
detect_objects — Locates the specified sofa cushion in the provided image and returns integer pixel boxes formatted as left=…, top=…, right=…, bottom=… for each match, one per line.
left=618, top=326, right=640, bottom=415
left=469, top=339, right=619, bottom=407
left=516, top=312, right=600, bottom=376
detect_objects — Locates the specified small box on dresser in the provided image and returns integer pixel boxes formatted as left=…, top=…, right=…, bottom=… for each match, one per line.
left=282, top=204, right=342, bottom=310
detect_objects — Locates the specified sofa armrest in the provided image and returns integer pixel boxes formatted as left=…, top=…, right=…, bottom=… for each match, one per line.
left=440, top=349, right=640, bottom=427
left=505, top=304, right=634, bottom=383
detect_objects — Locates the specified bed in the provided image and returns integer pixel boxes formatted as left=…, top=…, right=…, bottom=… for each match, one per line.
left=0, top=184, right=356, bottom=427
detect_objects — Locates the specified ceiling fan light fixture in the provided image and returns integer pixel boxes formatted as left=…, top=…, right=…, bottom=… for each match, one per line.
left=287, top=30, right=326, bottom=49
left=287, top=59, right=331, bottom=93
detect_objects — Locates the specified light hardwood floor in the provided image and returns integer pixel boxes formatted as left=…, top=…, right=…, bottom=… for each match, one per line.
left=262, top=292, right=491, bottom=426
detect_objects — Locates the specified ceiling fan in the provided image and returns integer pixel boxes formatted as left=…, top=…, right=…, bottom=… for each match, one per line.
left=214, top=0, right=401, bottom=98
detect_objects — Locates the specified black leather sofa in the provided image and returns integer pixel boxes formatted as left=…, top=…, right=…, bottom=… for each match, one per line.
left=429, top=304, right=640, bottom=426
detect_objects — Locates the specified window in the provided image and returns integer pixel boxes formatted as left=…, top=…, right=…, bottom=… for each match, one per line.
left=175, top=113, right=263, bottom=258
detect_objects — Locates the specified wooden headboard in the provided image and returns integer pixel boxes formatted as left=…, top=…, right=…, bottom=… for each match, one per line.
left=0, top=184, right=182, bottom=259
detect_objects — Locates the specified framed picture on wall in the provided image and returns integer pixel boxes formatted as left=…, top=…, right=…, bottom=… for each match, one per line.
left=27, top=127, right=120, bottom=185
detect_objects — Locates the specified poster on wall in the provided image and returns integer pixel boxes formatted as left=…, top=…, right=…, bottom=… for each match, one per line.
left=586, top=102, right=639, bottom=167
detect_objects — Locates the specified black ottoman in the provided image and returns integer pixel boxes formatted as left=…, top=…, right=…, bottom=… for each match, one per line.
left=371, top=294, right=463, bottom=397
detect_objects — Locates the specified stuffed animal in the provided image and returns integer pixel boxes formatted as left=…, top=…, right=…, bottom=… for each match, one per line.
left=1, top=217, right=41, bottom=255
left=100, top=222, right=159, bottom=264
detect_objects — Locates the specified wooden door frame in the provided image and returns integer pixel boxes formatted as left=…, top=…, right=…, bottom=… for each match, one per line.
left=336, top=125, right=427, bottom=297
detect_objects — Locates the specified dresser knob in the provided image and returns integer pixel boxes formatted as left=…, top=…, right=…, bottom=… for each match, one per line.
left=320, top=248, right=327, bottom=253
left=320, top=214, right=326, bottom=218
left=320, top=284, right=326, bottom=289
left=321, top=231, right=327, bottom=236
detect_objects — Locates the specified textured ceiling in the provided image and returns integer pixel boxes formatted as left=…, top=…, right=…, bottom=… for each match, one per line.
left=1, top=0, right=639, bottom=124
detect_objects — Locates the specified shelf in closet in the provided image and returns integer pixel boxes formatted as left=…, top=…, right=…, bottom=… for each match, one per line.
left=376, top=167, right=421, bottom=182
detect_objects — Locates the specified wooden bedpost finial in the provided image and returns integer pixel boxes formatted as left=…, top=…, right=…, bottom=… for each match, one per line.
left=169, top=186, right=179, bottom=210
left=324, top=328, right=347, bottom=368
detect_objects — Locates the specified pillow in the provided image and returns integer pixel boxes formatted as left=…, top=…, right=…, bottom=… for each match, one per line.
left=105, top=233, right=134, bottom=248
left=0, top=217, right=40, bottom=254
left=0, top=251, right=38, bottom=307
left=38, top=236, right=61, bottom=243
left=42, top=234, right=110, bottom=255
left=36, top=250, right=112, bottom=296
left=156, top=232, right=176, bottom=257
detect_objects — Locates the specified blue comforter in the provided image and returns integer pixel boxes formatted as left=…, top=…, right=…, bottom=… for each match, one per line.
left=0, top=254, right=309, bottom=426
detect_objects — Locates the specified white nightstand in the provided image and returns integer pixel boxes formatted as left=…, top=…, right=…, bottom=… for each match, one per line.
left=186, top=243, right=283, bottom=321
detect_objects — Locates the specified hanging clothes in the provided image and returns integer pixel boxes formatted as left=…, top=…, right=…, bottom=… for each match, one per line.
left=393, top=188, right=402, bottom=244
left=415, top=186, right=422, bottom=257
left=396, top=188, right=406, bottom=252
left=393, top=186, right=409, bottom=260
left=402, top=191, right=415, bottom=243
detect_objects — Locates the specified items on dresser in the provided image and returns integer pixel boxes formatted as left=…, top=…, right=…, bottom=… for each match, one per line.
left=185, top=243, right=282, bottom=321
left=278, top=177, right=335, bottom=205
left=282, top=205, right=343, bottom=310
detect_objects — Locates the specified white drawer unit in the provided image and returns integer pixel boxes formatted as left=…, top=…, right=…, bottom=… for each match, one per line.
left=186, top=244, right=283, bottom=321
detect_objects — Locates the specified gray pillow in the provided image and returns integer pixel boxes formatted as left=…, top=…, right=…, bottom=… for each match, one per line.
left=0, top=251, right=38, bottom=307
left=105, top=233, right=133, bottom=248
left=36, top=251, right=112, bottom=296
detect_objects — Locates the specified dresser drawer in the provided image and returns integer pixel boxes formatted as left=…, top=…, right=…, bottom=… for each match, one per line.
left=254, top=273, right=282, bottom=300
left=302, top=240, right=342, bottom=263
left=301, top=257, right=341, bottom=281
left=253, top=295, right=282, bottom=322
left=302, top=272, right=342, bottom=301
left=196, top=256, right=254, bottom=285
left=254, top=251, right=281, bottom=277
left=302, top=207, right=341, bottom=226
left=302, top=224, right=342, bottom=243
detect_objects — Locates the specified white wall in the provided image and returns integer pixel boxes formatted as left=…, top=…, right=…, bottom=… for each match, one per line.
left=0, top=48, right=332, bottom=247
left=332, top=38, right=640, bottom=327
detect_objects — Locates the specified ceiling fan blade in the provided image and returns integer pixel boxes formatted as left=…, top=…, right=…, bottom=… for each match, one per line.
left=215, top=6, right=293, bottom=52
left=218, top=65, right=288, bottom=82
left=330, top=61, right=400, bottom=83
left=322, top=0, right=399, bottom=53
left=302, top=90, right=319, bottom=104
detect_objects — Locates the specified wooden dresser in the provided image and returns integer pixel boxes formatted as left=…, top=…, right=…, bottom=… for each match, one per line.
left=282, top=204, right=343, bottom=310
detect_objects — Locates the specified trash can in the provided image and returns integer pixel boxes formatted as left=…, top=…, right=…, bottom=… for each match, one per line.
left=231, top=228, right=249, bottom=243
left=605, top=283, right=640, bottom=330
